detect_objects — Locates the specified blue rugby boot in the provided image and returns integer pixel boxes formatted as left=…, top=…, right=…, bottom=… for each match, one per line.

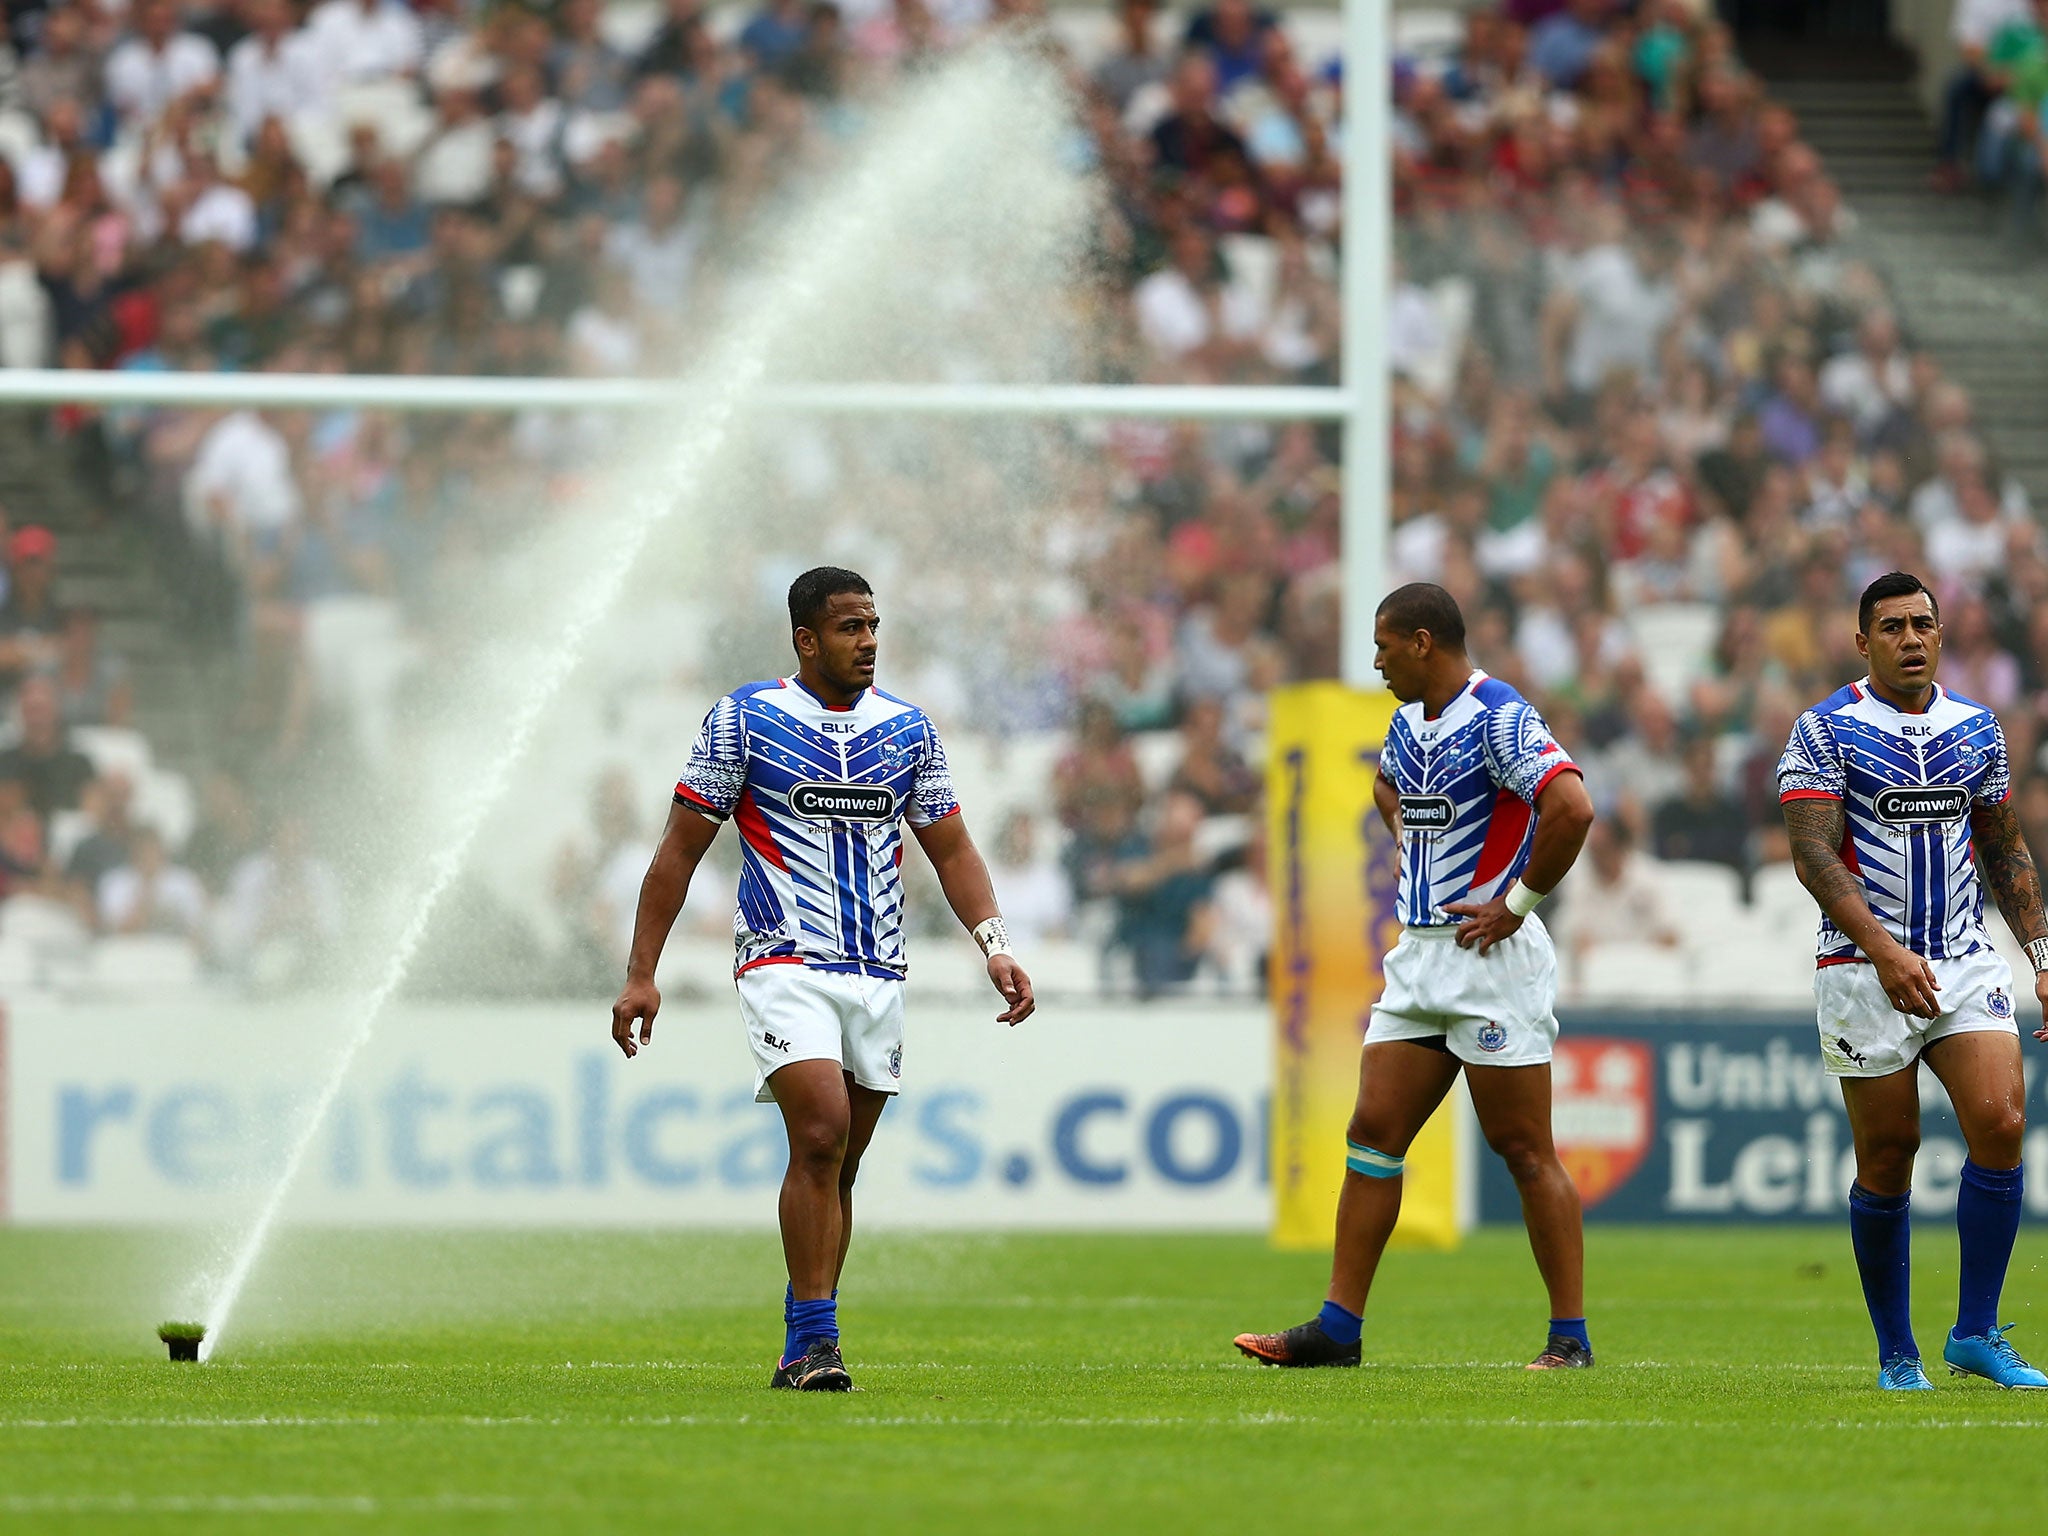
left=1943, top=1325, right=2048, bottom=1389
left=1878, top=1354, right=1934, bottom=1391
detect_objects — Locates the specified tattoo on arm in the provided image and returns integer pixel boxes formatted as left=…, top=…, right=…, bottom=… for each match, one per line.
left=1783, top=798, right=1887, bottom=948
left=1972, top=798, right=2048, bottom=946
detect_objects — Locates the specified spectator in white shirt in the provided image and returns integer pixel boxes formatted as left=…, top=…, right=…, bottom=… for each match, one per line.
left=307, top=0, right=423, bottom=86
left=413, top=84, right=495, bottom=205
left=1819, top=308, right=1913, bottom=441
left=1550, top=818, right=1679, bottom=987
left=0, top=227, right=49, bottom=369
left=495, top=64, right=565, bottom=200
left=1927, top=471, right=2032, bottom=586
left=226, top=0, right=328, bottom=143
left=1132, top=225, right=1259, bottom=365
left=99, top=826, right=210, bottom=941
left=219, top=814, right=343, bottom=983
left=604, top=172, right=698, bottom=314
left=567, top=264, right=643, bottom=376
left=104, top=0, right=221, bottom=129
left=184, top=408, right=303, bottom=557
left=175, top=154, right=259, bottom=252
left=1910, top=431, right=2031, bottom=531
left=987, top=810, right=1072, bottom=950
left=17, top=96, right=88, bottom=209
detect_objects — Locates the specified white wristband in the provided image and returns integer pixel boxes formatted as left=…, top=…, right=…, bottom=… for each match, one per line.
left=2027, top=937, right=2048, bottom=975
left=973, top=916, right=1014, bottom=959
left=1504, top=880, right=1545, bottom=919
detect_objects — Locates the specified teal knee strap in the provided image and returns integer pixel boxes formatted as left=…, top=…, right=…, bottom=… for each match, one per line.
left=1345, top=1141, right=1404, bottom=1179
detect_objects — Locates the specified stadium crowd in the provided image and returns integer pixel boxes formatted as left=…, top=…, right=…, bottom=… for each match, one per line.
left=0, top=0, right=2041, bottom=1001
left=1937, top=0, right=2048, bottom=245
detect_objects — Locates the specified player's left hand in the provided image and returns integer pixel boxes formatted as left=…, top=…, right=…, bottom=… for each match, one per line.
left=990, top=955, right=1035, bottom=1026
left=1444, top=895, right=1524, bottom=955
left=2032, top=969, right=2048, bottom=1043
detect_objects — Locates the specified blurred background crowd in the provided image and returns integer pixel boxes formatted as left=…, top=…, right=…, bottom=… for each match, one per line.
left=0, top=0, right=2039, bottom=1007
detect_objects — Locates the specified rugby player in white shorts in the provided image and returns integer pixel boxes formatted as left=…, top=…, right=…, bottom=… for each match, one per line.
left=1780, top=571, right=2048, bottom=1391
left=609, top=566, right=1035, bottom=1391
left=1235, top=583, right=1598, bottom=1371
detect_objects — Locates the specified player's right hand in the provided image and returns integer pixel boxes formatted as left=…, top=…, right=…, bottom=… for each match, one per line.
left=611, top=978, right=660, bottom=1058
left=1873, top=942, right=1941, bottom=1020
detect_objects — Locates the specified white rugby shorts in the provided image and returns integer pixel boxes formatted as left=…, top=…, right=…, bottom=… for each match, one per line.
left=1814, top=945, right=2021, bottom=1078
left=736, top=964, right=906, bottom=1104
left=1366, top=916, right=1560, bottom=1068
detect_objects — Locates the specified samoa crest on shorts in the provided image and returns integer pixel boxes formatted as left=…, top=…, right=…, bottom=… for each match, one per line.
left=1476, top=1021, right=1509, bottom=1052
left=1989, top=988, right=2014, bottom=1020
left=888, top=1045, right=902, bottom=1078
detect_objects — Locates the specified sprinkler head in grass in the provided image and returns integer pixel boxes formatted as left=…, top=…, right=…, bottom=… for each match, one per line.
left=158, top=1322, right=205, bottom=1362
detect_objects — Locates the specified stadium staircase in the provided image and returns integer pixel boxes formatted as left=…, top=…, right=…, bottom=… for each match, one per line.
left=1764, top=72, right=2048, bottom=504
left=0, top=411, right=218, bottom=770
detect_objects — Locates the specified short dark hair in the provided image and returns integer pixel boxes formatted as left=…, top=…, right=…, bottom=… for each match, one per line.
left=1857, top=571, right=1939, bottom=634
left=1376, top=582, right=1467, bottom=649
left=788, top=565, right=872, bottom=633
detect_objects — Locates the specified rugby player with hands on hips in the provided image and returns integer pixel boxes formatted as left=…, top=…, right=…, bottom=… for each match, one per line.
left=609, top=567, right=1034, bottom=1392
left=1780, top=571, right=2048, bottom=1391
left=1235, top=583, right=1598, bottom=1372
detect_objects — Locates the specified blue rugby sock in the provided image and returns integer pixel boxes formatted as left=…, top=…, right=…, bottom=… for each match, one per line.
left=1548, top=1317, right=1589, bottom=1350
left=1316, top=1300, right=1362, bottom=1346
left=1848, top=1184, right=1917, bottom=1363
left=789, top=1296, right=839, bottom=1355
left=1955, top=1160, right=2024, bottom=1340
left=783, top=1285, right=838, bottom=1364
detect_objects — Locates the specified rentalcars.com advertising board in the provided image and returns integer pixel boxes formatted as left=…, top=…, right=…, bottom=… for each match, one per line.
left=0, top=1001, right=1271, bottom=1228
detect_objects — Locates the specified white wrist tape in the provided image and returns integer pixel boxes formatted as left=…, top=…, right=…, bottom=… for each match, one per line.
left=2028, top=937, right=2048, bottom=975
left=1504, top=880, right=1545, bottom=919
left=973, top=916, right=1014, bottom=959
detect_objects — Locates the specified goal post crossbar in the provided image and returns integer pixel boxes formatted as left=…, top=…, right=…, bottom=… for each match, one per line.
left=0, top=371, right=1355, bottom=421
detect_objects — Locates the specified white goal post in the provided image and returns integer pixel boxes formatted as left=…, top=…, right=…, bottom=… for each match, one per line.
left=0, top=0, right=1387, bottom=680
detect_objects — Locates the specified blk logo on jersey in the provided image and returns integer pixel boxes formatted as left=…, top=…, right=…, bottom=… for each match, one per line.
left=788, top=781, right=898, bottom=823
left=1872, top=785, right=1973, bottom=825
left=1398, top=794, right=1457, bottom=833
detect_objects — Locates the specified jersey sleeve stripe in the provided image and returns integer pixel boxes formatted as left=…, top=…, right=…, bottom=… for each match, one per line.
left=1779, top=788, right=1843, bottom=803
left=675, top=783, right=728, bottom=818
left=1529, top=759, right=1581, bottom=801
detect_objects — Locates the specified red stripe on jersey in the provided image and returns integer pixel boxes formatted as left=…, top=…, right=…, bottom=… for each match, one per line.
left=1779, top=789, right=1843, bottom=803
left=733, top=788, right=787, bottom=871
left=1528, top=759, right=1581, bottom=802
left=675, top=784, right=722, bottom=815
left=1472, top=788, right=1533, bottom=891
left=1816, top=955, right=1866, bottom=969
left=736, top=954, right=806, bottom=976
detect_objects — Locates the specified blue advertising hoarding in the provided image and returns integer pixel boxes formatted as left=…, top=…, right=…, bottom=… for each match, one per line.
left=1479, top=1012, right=2048, bottom=1223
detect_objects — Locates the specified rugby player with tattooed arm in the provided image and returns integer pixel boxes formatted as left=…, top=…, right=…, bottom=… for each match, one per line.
left=1780, top=571, right=2048, bottom=1391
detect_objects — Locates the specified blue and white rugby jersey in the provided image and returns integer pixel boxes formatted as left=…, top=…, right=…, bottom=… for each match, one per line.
left=1777, top=679, right=2011, bottom=965
left=1380, top=670, right=1581, bottom=928
left=675, top=677, right=959, bottom=979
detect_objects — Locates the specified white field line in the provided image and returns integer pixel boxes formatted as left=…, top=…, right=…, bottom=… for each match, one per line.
left=0, top=1494, right=517, bottom=1514
left=0, top=1413, right=2041, bottom=1432
left=0, top=1359, right=1880, bottom=1374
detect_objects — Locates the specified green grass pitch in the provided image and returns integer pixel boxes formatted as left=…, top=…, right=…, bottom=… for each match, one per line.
left=3, top=1226, right=2048, bottom=1533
